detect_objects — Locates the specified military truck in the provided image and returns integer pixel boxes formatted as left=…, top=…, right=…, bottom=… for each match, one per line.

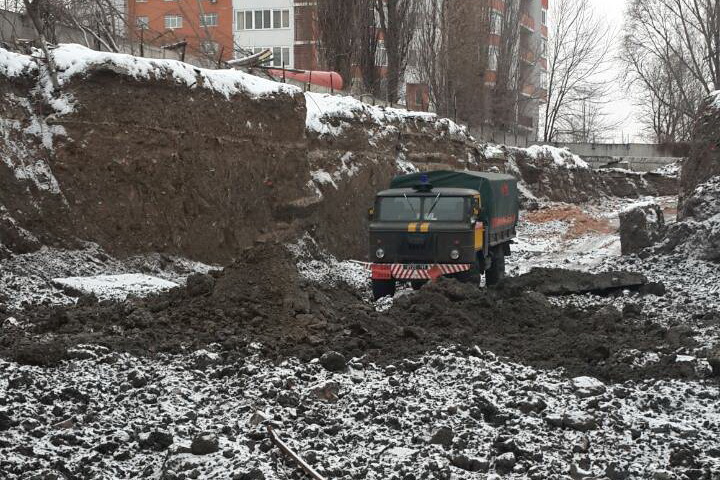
left=368, top=170, right=519, bottom=300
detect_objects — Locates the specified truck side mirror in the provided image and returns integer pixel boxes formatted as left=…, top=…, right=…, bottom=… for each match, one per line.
left=368, top=207, right=375, bottom=220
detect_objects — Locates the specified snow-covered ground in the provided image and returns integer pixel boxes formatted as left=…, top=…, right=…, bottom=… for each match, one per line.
left=1, top=196, right=719, bottom=479
left=0, top=243, right=214, bottom=310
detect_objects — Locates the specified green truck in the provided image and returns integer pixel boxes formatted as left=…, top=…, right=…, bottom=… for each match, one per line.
left=368, top=170, right=519, bottom=299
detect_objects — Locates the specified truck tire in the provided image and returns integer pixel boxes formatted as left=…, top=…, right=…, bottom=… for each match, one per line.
left=372, top=280, right=396, bottom=300
left=486, top=245, right=506, bottom=286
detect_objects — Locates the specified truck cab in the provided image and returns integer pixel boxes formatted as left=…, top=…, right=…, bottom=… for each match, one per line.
left=368, top=171, right=518, bottom=300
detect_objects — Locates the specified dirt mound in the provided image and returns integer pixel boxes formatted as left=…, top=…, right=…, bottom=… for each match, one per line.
left=2, top=243, right=691, bottom=382
left=679, top=92, right=720, bottom=215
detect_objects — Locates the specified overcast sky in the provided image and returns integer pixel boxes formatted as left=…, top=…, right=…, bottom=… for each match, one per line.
left=588, top=0, right=644, bottom=143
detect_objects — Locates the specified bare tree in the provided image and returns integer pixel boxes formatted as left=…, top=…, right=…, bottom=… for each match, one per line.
left=375, top=0, right=418, bottom=103
left=415, top=0, right=450, bottom=114
left=355, top=0, right=380, bottom=95
left=542, top=0, right=614, bottom=142
left=315, top=0, right=359, bottom=88
left=622, top=0, right=719, bottom=141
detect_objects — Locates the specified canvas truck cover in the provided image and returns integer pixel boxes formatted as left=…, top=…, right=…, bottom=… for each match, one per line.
left=390, top=170, right=519, bottom=234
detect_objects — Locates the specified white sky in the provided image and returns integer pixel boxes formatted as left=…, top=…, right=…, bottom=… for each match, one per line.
left=589, top=0, right=644, bottom=143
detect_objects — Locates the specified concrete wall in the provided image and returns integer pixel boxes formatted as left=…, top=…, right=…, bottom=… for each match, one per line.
left=536, top=142, right=688, bottom=158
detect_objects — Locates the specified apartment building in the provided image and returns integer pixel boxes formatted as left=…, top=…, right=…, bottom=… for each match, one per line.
left=128, top=0, right=235, bottom=62
left=233, top=0, right=295, bottom=67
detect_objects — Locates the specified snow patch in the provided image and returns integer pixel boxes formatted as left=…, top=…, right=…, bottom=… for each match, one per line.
left=0, top=48, right=36, bottom=78
left=522, top=145, right=589, bottom=169
left=52, top=273, right=179, bottom=300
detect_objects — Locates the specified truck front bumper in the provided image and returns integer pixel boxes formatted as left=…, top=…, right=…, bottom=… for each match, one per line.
left=371, top=263, right=472, bottom=281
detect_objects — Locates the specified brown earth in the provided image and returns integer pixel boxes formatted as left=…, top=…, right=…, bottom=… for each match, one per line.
left=679, top=94, right=720, bottom=217
left=523, top=205, right=616, bottom=239
left=2, top=242, right=695, bottom=382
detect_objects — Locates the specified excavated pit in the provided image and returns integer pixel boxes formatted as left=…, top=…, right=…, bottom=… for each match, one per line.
left=3, top=243, right=691, bottom=383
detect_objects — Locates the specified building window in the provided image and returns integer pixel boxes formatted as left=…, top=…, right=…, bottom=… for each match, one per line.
left=282, top=9, right=290, bottom=28
left=541, top=38, right=547, bottom=57
left=136, top=16, right=149, bottom=29
left=488, top=45, right=499, bottom=71
left=235, top=9, right=290, bottom=31
left=490, top=11, right=502, bottom=35
left=273, top=9, right=282, bottom=29
left=200, top=13, right=218, bottom=27
left=541, top=9, right=547, bottom=26
left=136, top=0, right=147, bottom=3
left=164, top=15, right=183, bottom=29
left=271, top=46, right=291, bottom=67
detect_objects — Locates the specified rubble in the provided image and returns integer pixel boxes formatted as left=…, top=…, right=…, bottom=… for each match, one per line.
left=619, top=203, right=666, bottom=255
left=499, top=267, right=651, bottom=296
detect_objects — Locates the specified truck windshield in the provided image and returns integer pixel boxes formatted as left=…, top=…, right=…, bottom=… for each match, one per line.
left=377, top=196, right=468, bottom=222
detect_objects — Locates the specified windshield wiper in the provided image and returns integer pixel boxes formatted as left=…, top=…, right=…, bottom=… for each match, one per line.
left=425, top=193, right=441, bottom=219
left=403, top=193, right=418, bottom=219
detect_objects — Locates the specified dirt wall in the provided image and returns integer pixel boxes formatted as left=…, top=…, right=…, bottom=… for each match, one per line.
left=679, top=94, right=720, bottom=217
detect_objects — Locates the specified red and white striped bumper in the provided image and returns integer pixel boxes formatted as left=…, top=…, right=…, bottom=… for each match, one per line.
left=371, top=263, right=471, bottom=280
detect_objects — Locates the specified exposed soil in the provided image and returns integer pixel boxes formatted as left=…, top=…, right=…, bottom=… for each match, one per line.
left=2, top=243, right=693, bottom=383
left=522, top=205, right=616, bottom=239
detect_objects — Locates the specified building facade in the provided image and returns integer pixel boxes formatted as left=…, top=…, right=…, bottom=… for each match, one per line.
left=232, top=0, right=295, bottom=67
left=128, top=0, right=235, bottom=62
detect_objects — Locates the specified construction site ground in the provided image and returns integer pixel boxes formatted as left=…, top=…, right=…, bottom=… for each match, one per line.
left=1, top=195, right=718, bottom=480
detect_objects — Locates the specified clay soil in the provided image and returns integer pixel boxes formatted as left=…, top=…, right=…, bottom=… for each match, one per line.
left=523, top=205, right=615, bottom=239
left=2, top=243, right=695, bottom=383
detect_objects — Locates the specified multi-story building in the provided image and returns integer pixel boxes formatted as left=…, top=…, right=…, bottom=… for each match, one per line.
left=128, top=0, right=235, bottom=62
left=232, top=0, right=295, bottom=67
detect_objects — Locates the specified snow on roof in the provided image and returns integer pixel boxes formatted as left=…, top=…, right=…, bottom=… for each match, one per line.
left=0, top=48, right=37, bottom=78
left=305, top=92, right=467, bottom=137
left=522, top=144, right=589, bottom=169
left=1, top=44, right=300, bottom=99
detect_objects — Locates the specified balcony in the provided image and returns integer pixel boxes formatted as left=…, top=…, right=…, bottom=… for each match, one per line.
left=520, top=48, right=535, bottom=64
left=520, top=13, right=535, bottom=32
left=521, top=84, right=535, bottom=97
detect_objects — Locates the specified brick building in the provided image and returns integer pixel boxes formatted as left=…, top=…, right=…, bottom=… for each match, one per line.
left=128, top=0, right=235, bottom=62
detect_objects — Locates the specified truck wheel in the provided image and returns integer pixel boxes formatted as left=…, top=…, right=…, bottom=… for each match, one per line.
left=372, top=280, right=396, bottom=300
left=486, top=245, right=506, bottom=286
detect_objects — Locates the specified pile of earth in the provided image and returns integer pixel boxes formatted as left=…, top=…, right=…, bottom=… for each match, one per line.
left=679, top=92, right=720, bottom=212
left=2, top=243, right=698, bottom=382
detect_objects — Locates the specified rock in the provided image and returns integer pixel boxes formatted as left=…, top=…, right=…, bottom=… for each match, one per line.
left=639, top=281, right=666, bottom=296
left=619, top=203, right=665, bottom=255
left=572, top=435, right=590, bottom=453
left=500, top=268, right=648, bottom=296
left=313, top=381, right=340, bottom=402
left=191, top=432, right=219, bottom=455
left=451, top=455, right=488, bottom=472
left=127, top=370, right=148, bottom=388
left=669, top=447, right=697, bottom=468
left=545, top=412, right=597, bottom=431
left=571, top=376, right=606, bottom=398
left=495, top=452, right=516, bottom=472
left=570, top=462, right=593, bottom=479
left=0, top=411, right=13, bottom=431
left=319, top=351, right=346, bottom=372
left=605, top=462, right=630, bottom=480
left=233, top=469, right=266, bottom=480
left=186, top=273, right=215, bottom=297
left=429, top=426, right=454, bottom=448
left=653, top=470, right=674, bottom=480
left=708, top=344, right=720, bottom=376
left=192, top=349, right=221, bottom=369
left=139, top=430, right=173, bottom=451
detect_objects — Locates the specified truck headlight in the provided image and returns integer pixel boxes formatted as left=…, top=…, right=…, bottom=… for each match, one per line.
left=376, top=248, right=385, bottom=259
left=450, top=249, right=460, bottom=260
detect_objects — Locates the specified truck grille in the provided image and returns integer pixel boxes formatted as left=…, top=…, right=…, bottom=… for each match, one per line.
left=399, top=234, right=434, bottom=261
